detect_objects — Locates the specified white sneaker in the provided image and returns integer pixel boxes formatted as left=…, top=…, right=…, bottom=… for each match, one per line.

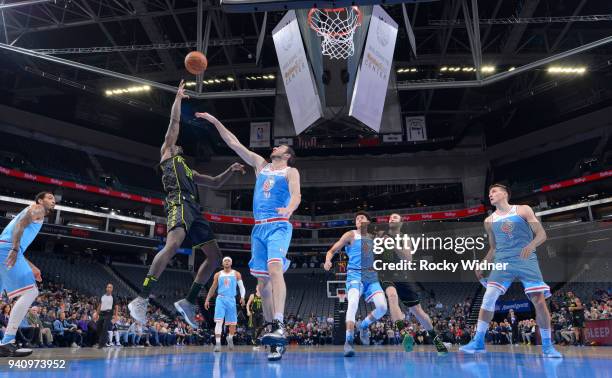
left=70, top=342, right=78, bottom=348
left=227, top=337, right=234, bottom=350
left=128, top=296, right=149, bottom=324
left=214, top=344, right=221, bottom=352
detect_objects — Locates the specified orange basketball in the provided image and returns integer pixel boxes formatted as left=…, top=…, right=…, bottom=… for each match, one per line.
left=184, top=51, right=208, bottom=75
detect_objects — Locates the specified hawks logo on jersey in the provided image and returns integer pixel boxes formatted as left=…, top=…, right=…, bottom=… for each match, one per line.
left=262, top=176, right=275, bottom=199
left=500, top=219, right=514, bottom=238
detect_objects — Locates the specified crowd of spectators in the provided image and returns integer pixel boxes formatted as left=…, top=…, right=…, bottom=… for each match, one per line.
left=1, top=280, right=610, bottom=350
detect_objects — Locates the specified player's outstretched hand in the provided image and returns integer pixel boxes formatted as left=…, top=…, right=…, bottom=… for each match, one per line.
left=204, top=301, right=210, bottom=310
left=323, top=261, right=332, bottom=271
left=194, top=112, right=218, bottom=124
left=4, top=249, right=17, bottom=269
left=230, top=163, right=246, bottom=175
left=176, top=80, right=189, bottom=99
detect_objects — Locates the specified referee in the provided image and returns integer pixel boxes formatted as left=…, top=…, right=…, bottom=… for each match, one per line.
left=97, top=283, right=118, bottom=348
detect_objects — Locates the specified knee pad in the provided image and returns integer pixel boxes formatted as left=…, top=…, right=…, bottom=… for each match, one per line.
left=345, top=288, right=360, bottom=323
left=481, top=286, right=502, bottom=312
left=372, top=294, right=388, bottom=319
left=214, top=321, right=223, bottom=335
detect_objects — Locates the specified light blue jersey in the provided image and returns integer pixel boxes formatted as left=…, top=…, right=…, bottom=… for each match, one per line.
left=249, top=164, right=293, bottom=278
left=0, top=206, right=43, bottom=254
left=345, top=231, right=383, bottom=303
left=1, top=206, right=44, bottom=299
left=487, top=205, right=550, bottom=298
left=217, top=270, right=238, bottom=297
left=491, top=205, right=535, bottom=261
left=214, top=270, right=238, bottom=325
left=253, top=164, right=290, bottom=221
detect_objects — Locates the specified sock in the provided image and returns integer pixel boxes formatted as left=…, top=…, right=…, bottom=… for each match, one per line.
left=395, top=320, right=405, bottom=330
left=274, top=313, right=284, bottom=323
left=227, top=334, right=234, bottom=344
left=428, top=329, right=437, bottom=339
left=186, top=282, right=204, bottom=304
left=346, top=329, right=354, bottom=343
left=540, top=328, right=552, bottom=346
left=474, top=320, right=488, bottom=343
left=361, top=316, right=373, bottom=329
left=139, top=275, right=158, bottom=298
left=216, top=337, right=221, bottom=346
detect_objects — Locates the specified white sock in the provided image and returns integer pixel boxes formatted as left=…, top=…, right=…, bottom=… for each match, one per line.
left=227, top=335, right=234, bottom=343
left=476, top=320, right=488, bottom=334
left=215, top=337, right=221, bottom=345
left=274, top=313, right=284, bottom=323
left=1, top=286, right=38, bottom=345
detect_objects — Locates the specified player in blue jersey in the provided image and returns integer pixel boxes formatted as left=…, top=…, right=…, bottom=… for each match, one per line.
left=460, top=184, right=562, bottom=358
left=195, top=112, right=301, bottom=361
left=205, top=257, right=246, bottom=352
left=324, top=211, right=388, bottom=357
left=0, top=191, right=55, bottom=357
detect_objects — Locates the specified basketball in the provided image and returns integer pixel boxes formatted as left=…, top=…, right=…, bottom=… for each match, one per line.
left=184, top=51, right=208, bottom=75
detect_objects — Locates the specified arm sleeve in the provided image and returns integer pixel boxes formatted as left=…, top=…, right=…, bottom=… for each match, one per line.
left=237, top=280, right=246, bottom=299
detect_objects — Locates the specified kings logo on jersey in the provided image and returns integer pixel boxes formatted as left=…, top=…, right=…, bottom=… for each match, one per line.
left=501, top=219, right=514, bottom=239
left=262, top=176, right=275, bottom=199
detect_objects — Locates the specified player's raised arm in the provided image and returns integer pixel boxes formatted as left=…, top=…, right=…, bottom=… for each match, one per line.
left=324, top=231, right=354, bottom=271
left=518, top=205, right=547, bottom=259
left=194, top=112, right=267, bottom=171
left=161, top=80, right=189, bottom=159
left=193, top=163, right=246, bottom=189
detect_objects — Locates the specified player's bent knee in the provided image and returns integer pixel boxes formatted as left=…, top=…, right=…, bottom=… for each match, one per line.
left=481, top=286, right=502, bottom=312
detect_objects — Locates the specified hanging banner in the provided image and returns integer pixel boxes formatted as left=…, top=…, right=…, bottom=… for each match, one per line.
left=406, top=116, right=427, bottom=141
left=249, top=122, right=271, bottom=148
left=272, top=10, right=323, bottom=135
left=349, top=5, right=398, bottom=132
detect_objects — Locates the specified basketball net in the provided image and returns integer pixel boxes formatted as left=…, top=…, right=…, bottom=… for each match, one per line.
left=308, top=6, right=362, bottom=60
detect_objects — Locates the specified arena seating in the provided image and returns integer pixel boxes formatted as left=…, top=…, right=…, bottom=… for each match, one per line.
left=112, top=263, right=197, bottom=311
left=493, top=138, right=601, bottom=194
left=0, top=132, right=95, bottom=184
left=28, top=252, right=134, bottom=299
left=95, top=155, right=163, bottom=197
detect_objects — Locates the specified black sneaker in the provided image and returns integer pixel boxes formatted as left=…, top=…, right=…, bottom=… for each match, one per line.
left=0, top=342, right=33, bottom=357
left=267, top=344, right=285, bottom=361
left=433, top=335, right=449, bottom=355
left=261, top=320, right=287, bottom=346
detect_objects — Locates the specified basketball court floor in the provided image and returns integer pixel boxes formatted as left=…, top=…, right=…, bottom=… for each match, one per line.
left=2, top=345, right=610, bottom=378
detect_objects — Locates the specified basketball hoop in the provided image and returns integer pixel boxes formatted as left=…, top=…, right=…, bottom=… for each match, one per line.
left=308, top=6, right=362, bottom=60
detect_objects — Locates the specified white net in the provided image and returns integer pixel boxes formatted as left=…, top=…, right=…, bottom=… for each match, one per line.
left=308, top=7, right=362, bottom=60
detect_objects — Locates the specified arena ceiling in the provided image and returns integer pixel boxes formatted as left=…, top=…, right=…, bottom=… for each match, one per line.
left=0, top=0, right=611, bottom=157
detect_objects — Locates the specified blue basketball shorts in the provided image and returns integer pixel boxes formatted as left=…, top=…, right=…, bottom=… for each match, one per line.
left=249, top=221, right=292, bottom=278
left=487, top=255, right=550, bottom=298
left=214, top=295, right=237, bottom=325
left=0, top=243, right=36, bottom=300
left=346, top=270, right=384, bottom=303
